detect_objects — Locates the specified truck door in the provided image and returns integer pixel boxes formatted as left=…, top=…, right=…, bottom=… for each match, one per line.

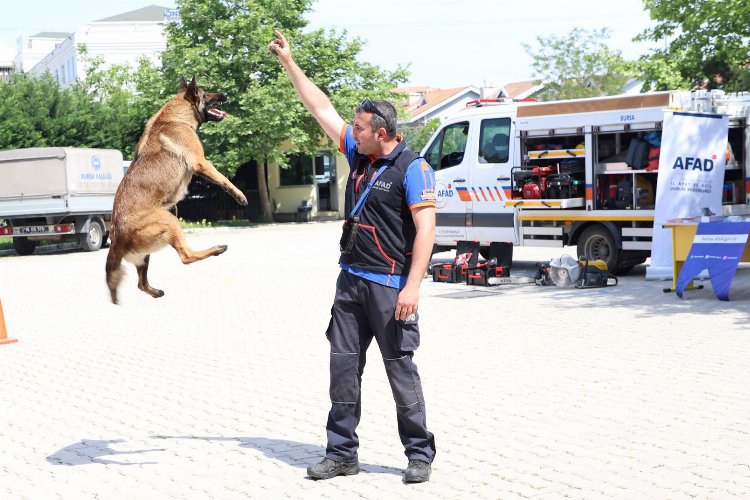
left=424, top=121, right=471, bottom=243
left=471, top=116, right=516, bottom=244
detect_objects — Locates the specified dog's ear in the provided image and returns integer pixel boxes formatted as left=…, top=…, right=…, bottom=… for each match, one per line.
left=178, top=76, right=187, bottom=93
left=186, top=76, right=197, bottom=96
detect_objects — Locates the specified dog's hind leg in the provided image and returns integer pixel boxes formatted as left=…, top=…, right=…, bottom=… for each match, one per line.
left=136, top=254, right=165, bottom=299
left=106, top=247, right=125, bottom=305
left=141, top=209, right=228, bottom=264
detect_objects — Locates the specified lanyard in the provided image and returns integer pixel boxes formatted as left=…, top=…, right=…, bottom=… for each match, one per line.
left=350, top=164, right=388, bottom=218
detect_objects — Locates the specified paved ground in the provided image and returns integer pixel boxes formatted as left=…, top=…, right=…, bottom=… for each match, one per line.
left=1, top=221, right=750, bottom=499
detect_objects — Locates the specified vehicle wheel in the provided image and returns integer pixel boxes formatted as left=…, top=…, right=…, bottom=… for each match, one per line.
left=13, top=237, right=37, bottom=256
left=79, top=220, right=104, bottom=252
left=577, top=225, right=619, bottom=272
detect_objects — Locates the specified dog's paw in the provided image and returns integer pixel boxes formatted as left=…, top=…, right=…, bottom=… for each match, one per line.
left=236, top=193, right=248, bottom=206
left=214, top=245, right=228, bottom=256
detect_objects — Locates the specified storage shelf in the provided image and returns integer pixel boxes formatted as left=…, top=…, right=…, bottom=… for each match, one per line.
left=527, top=148, right=585, bottom=160
left=505, top=197, right=584, bottom=209
left=598, top=170, right=658, bottom=175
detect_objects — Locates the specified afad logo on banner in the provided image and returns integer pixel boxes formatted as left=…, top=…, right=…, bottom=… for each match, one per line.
left=647, top=111, right=729, bottom=280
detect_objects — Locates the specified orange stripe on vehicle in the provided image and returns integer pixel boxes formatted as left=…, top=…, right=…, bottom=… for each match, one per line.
left=486, top=187, right=495, bottom=201
left=456, top=188, right=472, bottom=202
left=479, top=187, right=488, bottom=201
left=472, top=188, right=480, bottom=201
left=586, top=186, right=593, bottom=200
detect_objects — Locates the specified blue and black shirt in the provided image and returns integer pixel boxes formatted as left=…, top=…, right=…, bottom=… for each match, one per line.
left=337, top=124, right=436, bottom=288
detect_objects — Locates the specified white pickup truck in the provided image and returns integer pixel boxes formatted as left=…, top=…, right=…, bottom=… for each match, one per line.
left=0, top=147, right=124, bottom=255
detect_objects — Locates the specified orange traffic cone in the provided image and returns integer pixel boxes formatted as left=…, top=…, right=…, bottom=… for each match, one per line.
left=0, top=299, right=18, bottom=345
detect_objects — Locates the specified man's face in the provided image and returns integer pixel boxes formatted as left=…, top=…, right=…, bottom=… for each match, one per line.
left=352, top=111, right=381, bottom=156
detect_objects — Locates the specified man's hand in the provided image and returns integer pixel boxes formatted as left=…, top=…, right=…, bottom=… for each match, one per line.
left=395, top=285, right=419, bottom=322
left=269, top=30, right=291, bottom=63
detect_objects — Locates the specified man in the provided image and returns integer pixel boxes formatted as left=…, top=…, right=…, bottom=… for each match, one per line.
left=269, top=30, right=437, bottom=483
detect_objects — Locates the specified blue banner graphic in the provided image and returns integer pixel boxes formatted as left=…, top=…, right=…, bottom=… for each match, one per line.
left=676, top=221, right=750, bottom=300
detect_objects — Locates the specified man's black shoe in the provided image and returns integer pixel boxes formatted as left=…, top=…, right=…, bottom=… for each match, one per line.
left=307, top=458, right=360, bottom=480
left=404, top=459, right=431, bottom=483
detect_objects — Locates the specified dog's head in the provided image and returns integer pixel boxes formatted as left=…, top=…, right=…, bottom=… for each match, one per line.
left=178, top=76, right=228, bottom=123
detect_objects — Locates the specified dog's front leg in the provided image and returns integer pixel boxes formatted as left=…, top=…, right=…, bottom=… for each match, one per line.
left=195, top=159, right=248, bottom=206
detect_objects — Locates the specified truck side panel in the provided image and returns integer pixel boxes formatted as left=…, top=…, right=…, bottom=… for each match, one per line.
left=63, top=148, right=124, bottom=195
left=0, top=153, right=68, bottom=198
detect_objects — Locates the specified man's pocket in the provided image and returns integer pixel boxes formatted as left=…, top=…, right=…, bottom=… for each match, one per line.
left=395, top=321, right=420, bottom=351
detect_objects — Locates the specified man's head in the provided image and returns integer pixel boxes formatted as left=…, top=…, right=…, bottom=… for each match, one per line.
left=352, top=99, right=398, bottom=157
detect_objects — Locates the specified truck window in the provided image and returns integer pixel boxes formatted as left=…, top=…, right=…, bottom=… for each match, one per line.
left=424, top=121, right=469, bottom=171
left=479, top=118, right=511, bottom=164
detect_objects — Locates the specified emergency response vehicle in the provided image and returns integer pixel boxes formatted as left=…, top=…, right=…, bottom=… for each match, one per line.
left=423, top=90, right=750, bottom=273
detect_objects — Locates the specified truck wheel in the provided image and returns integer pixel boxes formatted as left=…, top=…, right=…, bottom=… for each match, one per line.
left=79, top=220, right=104, bottom=252
left=577, top=225, right=620, bottom=273
left=13, top=237, right=37, bottom=256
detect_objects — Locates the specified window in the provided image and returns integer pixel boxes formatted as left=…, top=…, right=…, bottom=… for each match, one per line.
left=314, top=153, right=334, bottom=182
left=478, top=117, right=511, bottom=164
left=424, top=121, right=469, bottom=171
left=280, top=152, right=332, bottom=186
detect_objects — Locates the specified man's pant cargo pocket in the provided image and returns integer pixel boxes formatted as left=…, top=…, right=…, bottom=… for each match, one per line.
left=395, top=322, right=420, bottom=351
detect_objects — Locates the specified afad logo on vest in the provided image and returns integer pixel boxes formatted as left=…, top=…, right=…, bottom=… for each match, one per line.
left=435, top=182, right=454, bottom=209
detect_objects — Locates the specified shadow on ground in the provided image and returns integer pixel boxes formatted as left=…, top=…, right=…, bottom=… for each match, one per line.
left=151, top=435, right=402, bottom=476
left=47, top=439, right=164, bottom=466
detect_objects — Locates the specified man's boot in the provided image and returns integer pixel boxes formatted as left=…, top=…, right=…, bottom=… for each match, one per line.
left=307, top=458, right=360, bottom=480
left=404, top=459, right=431, bottom=483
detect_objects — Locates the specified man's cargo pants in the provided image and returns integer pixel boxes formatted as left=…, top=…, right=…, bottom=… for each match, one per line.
left=324, top=270, right=436, bottom=463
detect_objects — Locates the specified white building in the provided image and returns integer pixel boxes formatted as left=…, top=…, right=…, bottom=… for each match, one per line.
left=0, top=42, right=15, bottom=82
left=397, top=86, right=482, bottom=128
left=13, top=32, right=69, bottom=74
left=27, top=5, right=174, bottom=87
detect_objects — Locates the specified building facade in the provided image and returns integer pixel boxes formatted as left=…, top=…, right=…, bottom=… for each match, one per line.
left=26, top=6, right=173, bottom=87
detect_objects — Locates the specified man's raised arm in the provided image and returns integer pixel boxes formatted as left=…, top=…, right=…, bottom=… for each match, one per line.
left=269, top=30, right=345, bottom=144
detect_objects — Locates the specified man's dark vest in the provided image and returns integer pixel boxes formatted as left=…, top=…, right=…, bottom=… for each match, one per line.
left=339, top=140, right=421, bottom=276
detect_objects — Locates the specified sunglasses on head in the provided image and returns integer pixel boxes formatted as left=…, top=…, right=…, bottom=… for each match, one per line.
left=361, top=99, right=386, bottom=120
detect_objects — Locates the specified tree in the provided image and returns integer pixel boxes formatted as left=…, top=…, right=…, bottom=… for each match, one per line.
left=523, top=28, right=635, bottom=100
left=0, top=55, right=164, bottom=156
left=73, top=54, right=167, bottom=158
left=162, top=0, right=408, bottom=222
left=637, top=0, right=750, bottom=91
left=399, top=118, right=441, bottom=154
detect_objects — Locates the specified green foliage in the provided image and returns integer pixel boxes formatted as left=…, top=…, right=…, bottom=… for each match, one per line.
left=637, top=0, right=750, bottom=91
left=523, top=28, right=635, bottom=100
left=161, top=0, right=409, bottom=176
left=400, top=117, right=441, bottom=154
left=73, top=55, right=166, bottom=157
left=0, top=56, right=165, bottom=156
left=0, top=73, right=85, bottom=149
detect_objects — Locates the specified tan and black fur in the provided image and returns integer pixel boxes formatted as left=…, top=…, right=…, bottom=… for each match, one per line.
left=106, top=77, right=247, bottom=304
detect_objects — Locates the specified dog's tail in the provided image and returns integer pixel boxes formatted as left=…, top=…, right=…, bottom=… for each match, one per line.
left=106, top=247, right=125, bottom=305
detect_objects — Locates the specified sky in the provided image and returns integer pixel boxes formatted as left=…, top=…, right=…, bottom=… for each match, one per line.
left=0, top=0, right=658, bottom=89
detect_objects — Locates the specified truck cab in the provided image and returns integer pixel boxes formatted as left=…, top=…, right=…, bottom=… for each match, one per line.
left=423, top=101, right=519, bottom=247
